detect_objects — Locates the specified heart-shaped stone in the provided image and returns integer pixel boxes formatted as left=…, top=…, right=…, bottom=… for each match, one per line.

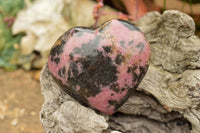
left=48, top=19, right=150, bottom=115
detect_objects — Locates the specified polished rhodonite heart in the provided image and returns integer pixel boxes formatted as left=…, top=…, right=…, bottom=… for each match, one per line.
left=48, top=19, right=150, bottom=115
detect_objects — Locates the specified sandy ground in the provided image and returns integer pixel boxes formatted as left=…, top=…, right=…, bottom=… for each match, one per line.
left=0, top=68, right=44, bottom=133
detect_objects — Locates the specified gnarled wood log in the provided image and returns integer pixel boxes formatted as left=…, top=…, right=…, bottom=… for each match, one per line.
left=40, top=10, right=200, bottom=133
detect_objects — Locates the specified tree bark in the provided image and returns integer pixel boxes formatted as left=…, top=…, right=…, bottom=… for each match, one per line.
left=40, top=10, right=200, bottom=133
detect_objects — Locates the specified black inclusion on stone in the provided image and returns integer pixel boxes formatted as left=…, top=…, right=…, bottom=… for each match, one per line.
left=120, top=41, right=125, bottom=45
left=136, top=42, right=145, bottom=54
left=120, top=40, right=126, bottom=48
left=110, top=83, right=120, bottom=93
left=108, top=100, right=118, bottom=106
left=58, top=66, right=66, bottom=78
left=50, top=39, right=65, bottom=58
left=62, top=66, right=66, bottom=75
left=81, top=36, right=101, bottom=57
left=71, top=35, right=101, bottom=57
left=115, top=54, right=124, bottom=65
left=58, top=69, right=62, bottom=77
left=53, top=57, right=60, bottom=64
left=121, top=88, right=125, bottom=93
left=69, top=61, right=79, bottom=77
left=118, top=19, right=140, bottom=31
left=69, top=53, right=74, bottom=60
left=73, top=47, right=81, bottom=54
left=50, top=37, right=66, bottom=57
left=127, top=66, right=139, bottom=82
left=128, top=40, right=134, bottom=45
left=103, top=46, right=112, bottom=53
left=67, top=50, right=118, bottom=97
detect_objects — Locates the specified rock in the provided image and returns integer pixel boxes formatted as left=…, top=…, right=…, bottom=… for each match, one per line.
left=40, top=10, right=200, bottom=133
left=48, top=19, right=150, bottom=115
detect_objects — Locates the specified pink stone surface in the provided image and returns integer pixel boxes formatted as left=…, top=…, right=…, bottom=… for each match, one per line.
left=48, top=19, right=150, bottom=115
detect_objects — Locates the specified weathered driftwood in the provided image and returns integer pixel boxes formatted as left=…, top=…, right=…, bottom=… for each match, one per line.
left=40, top=10, right=200, bottom=133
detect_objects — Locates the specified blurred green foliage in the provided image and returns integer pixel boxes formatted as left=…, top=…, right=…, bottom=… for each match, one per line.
left=181, top=0, right=200, bottom=4
left=0, top=0, right=24, bottom=16
left=0, top=0, right=24, bottom=70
